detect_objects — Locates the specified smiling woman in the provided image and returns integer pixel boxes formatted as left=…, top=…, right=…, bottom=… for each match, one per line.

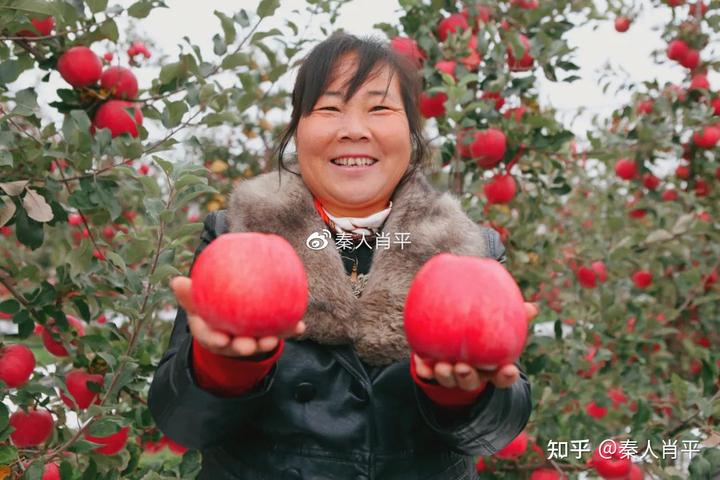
left=149, top=32, right=533, bottom=480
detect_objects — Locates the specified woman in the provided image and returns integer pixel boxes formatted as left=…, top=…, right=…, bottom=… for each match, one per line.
left=149, top=32, right=536, bottom=480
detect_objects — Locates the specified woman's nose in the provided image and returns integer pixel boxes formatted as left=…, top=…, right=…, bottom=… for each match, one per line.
left=337, top=112, right=371, bottom=141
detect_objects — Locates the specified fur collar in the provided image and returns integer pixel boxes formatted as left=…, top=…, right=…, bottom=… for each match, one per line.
left=226, top=162, right=493, bottom=366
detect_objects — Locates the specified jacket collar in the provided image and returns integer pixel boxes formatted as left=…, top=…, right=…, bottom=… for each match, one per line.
left=226, top=162, right=493, bottom=366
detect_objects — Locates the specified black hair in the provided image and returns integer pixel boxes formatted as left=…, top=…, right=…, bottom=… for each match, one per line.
left=273, top=31, right=430, bottom=189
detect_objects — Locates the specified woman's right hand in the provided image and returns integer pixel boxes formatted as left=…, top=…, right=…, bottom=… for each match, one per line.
left=170, top=276, right=306, bottom=358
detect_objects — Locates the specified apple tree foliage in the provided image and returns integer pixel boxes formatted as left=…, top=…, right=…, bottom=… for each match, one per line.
left=0, top=0, right=718, bottom=479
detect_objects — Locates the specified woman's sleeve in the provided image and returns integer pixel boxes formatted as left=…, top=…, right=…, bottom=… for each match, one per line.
left=148, top=211, right=281, bottom=450
left=409, top=225, right=531, bottom=456
left=412, top=362, right=532, bottom=457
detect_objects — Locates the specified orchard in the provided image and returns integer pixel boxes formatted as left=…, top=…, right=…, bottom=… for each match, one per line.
left=0, top=0, right=718, bottom=479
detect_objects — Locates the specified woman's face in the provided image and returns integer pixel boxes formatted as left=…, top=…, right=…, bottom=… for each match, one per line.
left=295, top=54, right=412, bottom=217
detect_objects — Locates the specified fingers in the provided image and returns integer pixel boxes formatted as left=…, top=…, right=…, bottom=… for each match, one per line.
left=171, top=277, right=196, bottom=316
left=413, top=354, right=434, bottom=380
left=454, top=363, right=485, bottom=391
left=491, top=364, right=520, bottom=389
left=433, top=362, right=457, bottom=388
left=525, top=301, right=539, bottom=321
left=187, top=313, right=230, bottom=350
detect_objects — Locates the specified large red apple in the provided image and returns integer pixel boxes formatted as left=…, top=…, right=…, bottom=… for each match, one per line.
left=437, top=13, right=468, bottom=42
left=469, top=128, right=506, bottom=168
left=0, top=344, right=35, bottom=388
left=60, top=369, right=104, bottom=409
left=92, top=100, right=143, bottom=138
left=57, top=46, right=102, bottom=87
left=494, top=430, right=528, bottom=459
left=9, top=408, right=53, bottom=447
left=190, top=233, right=308, bottom=337
left=403, top=254, right=527, bottom=367
left=85, top=426, right=129, bottom=455
left=100, top=66, right=139, bottom=100
left=576, top=266, right=597, bottom=288
left=390, top=37, right=426, bottom=68
left=419, top=92, right=447, bottom=118
left=17, top=17, right=55, bottom=37
left=507, top=33, right=534, bottom=71
left=590, top=440, right=632, bottom=478
left=484, top=174, right=516, bottom=204
left=41, top=314, right=86, bottom=357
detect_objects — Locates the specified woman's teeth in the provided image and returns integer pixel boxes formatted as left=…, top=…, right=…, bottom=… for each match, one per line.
left=331, top=157, right=377, bottom=167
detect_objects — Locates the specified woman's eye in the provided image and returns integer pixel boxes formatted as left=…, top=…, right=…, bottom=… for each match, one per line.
left=319, top=106, right=339, bottom=111
left=372, top=105, right=389, bottom=111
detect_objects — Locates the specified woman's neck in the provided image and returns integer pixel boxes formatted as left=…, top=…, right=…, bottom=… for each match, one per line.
left=323, top=200, right=391, bottom=218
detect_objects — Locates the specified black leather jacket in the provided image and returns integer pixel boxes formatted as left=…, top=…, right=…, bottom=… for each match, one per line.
left=148, top=211, right=532, bottom=480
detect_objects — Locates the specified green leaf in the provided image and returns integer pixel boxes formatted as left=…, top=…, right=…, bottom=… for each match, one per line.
left=125, top=238, right=153, bottom=264
left=13, top=88, right=38, bottom=116
left=159, top=62, right=184, bottom=85
left=150, top=264, right=182, bottom=284
left=212, top=33, right=227, bottom=56
left=22, top=461, right=44, bottom=480
left=15, top=206, right=43, bottom=250
left=214, top=10, right=236, bottom=44
left=0, top=444, right=16, bottom=464
left=104, top=251, right=126, bottom=272
left=175, top=174, right=206, bottom=190
left=221, top=52, right=250, bottom=69
left=5, top=0, right=57, bottom=16
left=87, top=417, right=123, bottom=437
left=179, top=449, right=201, bottom=476
left=97, top=19, right=119, bottom=43
left=251, top=28, right=282, bottom=44
left=0, top=299, right=20, bottom=315
left=127, top=0, right=153, bottom=18
left=86, top=0, right=108, bottom=13
left=257, top=0, right=280, bottom=18
left=152, top=156, right=174, bottom=176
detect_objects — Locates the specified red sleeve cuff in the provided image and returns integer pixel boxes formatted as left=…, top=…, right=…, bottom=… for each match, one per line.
left=191, top=337, right=284, bottom=397
left=410, top=353, right=488, bottom=408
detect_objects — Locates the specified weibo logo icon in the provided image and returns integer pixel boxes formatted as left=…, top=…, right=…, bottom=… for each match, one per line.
left=306, top=229, right=333, bottom=250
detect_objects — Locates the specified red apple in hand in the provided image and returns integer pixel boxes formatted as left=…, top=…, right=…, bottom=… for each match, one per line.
left=57, top=47, right=103, bottom=87
left=0, top=344, right=35, bottom=388
left=190, top=233, right=308, bottom=337
left=404, top=255, right=527, bottom=369
left=60, top=369, right=103, bottom=409
left=10, top=408, right=53, bottom=447
left=85, top=426, right=129, bottom=455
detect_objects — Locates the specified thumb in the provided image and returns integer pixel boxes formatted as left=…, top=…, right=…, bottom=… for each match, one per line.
left=170, top=277, right=196, bottom=316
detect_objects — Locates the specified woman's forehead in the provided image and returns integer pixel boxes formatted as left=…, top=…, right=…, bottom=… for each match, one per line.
left=324, top=58, right=398, bottom=98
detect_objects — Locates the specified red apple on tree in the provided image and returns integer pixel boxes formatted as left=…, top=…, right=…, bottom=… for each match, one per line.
left=419, top=92, right=447, bottom=118
left=507, top=33, right=534, bottom=71
left=590, top=440, right=632, bottom=479
left=404, top=254, right=528, bottom=368
left=460, top=35, right=482, bottom=71
left=0, top=343, right=35, bottom=388
left=530, top=468, right=567, bottom=480
left=586, top=400, right=608, bottom=419
left=614, top=17, right=631, bottom=32
left=41, top=314, right=86, bottom=357
left=390, top=37, right=426, bottom=68
left=41, top=463, right=60, bottom=480
left=435, top=60, right=457, bottom=80
left=679, top=48, right=700, bottom=69
left=436, top=13, right=469, bottom=42
left=9, top=408, right=53, bottom=447
left=494, top=430, right=528, bottom=459
left=632, top=270, right=653, bottom=289
left=92, top=100, right=143, bottom=138
left=17, top=17, right=55, bottom=37
left=576, top=266, right=598, bottom=288
left=591, top=261, right=608, bottom=282
left=57, top=46, right=103, bottom=87
left=85, top=426, right=130, bottom=455
left=692, top=125, right=720, bottom=148
left=60, top=369, right=104, bottom=409
left=190, top=233, right=308, bottom=337
left=614, top=158, right=637, bottom=180
left=667, top=39, right=689, bottom=61
left=100, top=66, right=139, bottom=100
left=484, top=174, right=517, bottom=204
left=469, top=128, right=506, bottom=168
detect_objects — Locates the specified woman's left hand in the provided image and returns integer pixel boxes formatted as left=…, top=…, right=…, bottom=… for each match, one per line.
left=412, top=302, right=539, bottom=391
